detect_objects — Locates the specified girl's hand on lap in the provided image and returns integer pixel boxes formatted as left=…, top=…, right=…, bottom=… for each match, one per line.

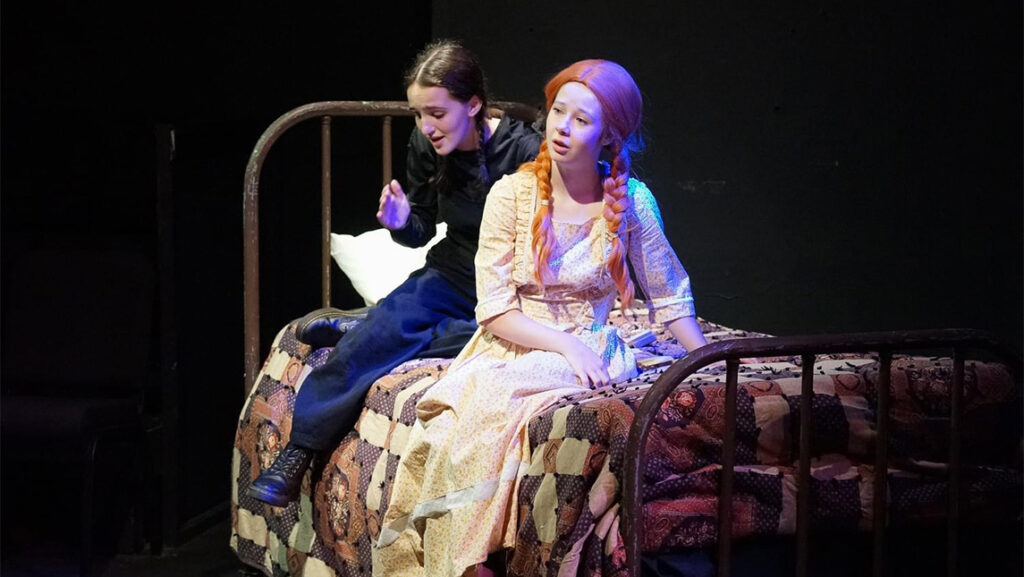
left=560, top=337, right=609, bottom=389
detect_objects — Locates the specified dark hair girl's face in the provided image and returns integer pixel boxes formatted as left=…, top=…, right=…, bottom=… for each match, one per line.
left=407, top=83, right=483, bottom=156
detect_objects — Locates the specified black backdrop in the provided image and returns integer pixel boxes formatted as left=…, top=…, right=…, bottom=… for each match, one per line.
left=435, top=1, right=1022, bottom=347
left=2, top=0, right=1021, bottom=549
left=2, top=1, right=431, bottom=543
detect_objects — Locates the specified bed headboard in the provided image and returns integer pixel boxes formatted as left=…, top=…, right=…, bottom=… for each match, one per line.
left=242, top=101, right=541, bottom=394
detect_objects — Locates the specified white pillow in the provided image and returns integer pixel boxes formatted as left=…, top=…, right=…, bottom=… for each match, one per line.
left=330, top=223, right=447, bottom=306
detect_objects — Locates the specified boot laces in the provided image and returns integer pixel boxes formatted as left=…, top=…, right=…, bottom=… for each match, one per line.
left=272, top=446, right=310, bottom=476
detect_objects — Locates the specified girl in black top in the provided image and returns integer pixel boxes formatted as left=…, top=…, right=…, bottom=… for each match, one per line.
left=247, top=40, right=542, bottom=507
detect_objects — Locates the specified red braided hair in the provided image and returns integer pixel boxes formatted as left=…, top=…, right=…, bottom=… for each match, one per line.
left=522, top=60, right=643, bottom=307
left=524, top=141, right=556, bottom=285
left=602, top=147, right=635, bottom=308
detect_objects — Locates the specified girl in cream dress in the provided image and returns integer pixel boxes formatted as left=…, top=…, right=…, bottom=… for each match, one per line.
left=376, top=59, right=708, bottom=577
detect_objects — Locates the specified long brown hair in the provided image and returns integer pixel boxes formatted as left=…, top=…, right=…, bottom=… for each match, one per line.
left=522, top=59, right=644, bottom=308
left=404, top=39, right=491, bottom=194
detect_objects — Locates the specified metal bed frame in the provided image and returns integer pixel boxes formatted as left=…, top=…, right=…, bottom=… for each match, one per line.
left=621, top=330, right=1020, bottom=577
left=242, top=101, right=539, bottom=396
left=241, top=101, right=1021, bottom=576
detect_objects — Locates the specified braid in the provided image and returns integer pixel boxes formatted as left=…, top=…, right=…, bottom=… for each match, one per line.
left=526, top=141, right=556, bottom=287
left=602, top=146, right=635, bottom=310
left=475, top=117, right=489, bottom=192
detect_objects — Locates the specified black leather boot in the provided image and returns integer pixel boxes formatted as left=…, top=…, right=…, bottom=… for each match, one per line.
left=294, top=306, right=372, bottom=349
left=246, top=444, right=315, bottom=506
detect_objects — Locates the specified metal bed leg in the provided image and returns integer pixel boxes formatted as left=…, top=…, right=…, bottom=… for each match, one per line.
left=382, top=115, right=393, bottom=184
left=81, top=436, right=99, bottom=577
left=796, top=354, right=815, bottom=577
left=873, top=350, right=892, bottom=577
left=320, top=116, right=333, bottom=308
left=717, top=358, right=739, bottom=577
left=948, top=351, right=964, bottom=577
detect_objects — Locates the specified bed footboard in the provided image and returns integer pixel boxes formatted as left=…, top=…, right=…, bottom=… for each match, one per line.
left=621, top=328, right=1022, bottom=577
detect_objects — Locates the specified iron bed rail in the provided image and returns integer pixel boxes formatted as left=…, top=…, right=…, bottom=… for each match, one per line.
left=621, top=328, right=1021, bottom=577
left=242, top=100, right=540, bottom=395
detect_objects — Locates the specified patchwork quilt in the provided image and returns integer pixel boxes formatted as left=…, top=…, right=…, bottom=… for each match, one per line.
left=231, top=304, right=1021, bottom=576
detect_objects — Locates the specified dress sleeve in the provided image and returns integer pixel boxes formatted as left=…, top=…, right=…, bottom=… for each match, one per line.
left=390, top=128, right=438, bottom=248
left=474, top=174, right=520, bottom=323
left=625, top=180, right=697, bottom=324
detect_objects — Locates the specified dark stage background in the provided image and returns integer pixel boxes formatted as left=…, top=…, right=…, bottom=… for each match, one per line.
left=1, top=0, right=1021, bottom=568
left=435, top=1, right=1023, bottom=345
left=1, top=0, right=433, bottom=563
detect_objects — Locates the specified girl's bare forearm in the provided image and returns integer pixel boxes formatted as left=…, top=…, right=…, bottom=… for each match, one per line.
left=481, top=310, right=574, bottom=354
left=665, top=316, right=707, bottom=353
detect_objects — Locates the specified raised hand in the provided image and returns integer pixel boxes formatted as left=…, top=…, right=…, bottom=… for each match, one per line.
left=377, top=179, right=411, bottom=230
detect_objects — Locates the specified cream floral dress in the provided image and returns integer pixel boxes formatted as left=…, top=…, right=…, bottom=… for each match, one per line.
left=375, top=171, right=696, bottom=577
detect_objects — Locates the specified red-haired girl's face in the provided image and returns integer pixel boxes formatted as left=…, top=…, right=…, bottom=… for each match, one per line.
left=407, top=83, right=482, bottom=156
left=546, top=81, right=607, bottom=168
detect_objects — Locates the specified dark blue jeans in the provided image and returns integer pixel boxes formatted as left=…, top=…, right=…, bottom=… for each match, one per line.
left=289, top=267, right=476, bottom=451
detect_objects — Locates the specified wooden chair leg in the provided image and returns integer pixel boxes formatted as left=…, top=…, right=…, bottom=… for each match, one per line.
left=81, top=436, right=99, bottom=577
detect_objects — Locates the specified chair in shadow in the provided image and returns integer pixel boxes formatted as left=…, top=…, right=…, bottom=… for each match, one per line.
left=1, top=245, right=156, bottom=577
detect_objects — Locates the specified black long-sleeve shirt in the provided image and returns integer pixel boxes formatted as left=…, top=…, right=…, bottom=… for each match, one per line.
left=390, top=115, right=542, bottom=297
